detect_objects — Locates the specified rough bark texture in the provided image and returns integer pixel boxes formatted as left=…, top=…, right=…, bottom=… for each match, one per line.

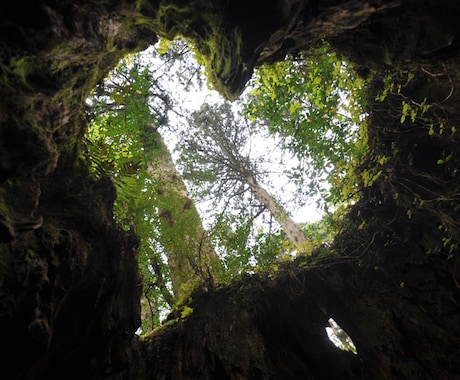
left=1, top=0, right=460, bottom=379
left=146, top=130, right=224, bottom=297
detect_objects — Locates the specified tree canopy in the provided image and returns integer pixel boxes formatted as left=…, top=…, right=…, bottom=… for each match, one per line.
left=82, top=39, right=369, bottom=333
left=245, top=41, right=369, bottom=210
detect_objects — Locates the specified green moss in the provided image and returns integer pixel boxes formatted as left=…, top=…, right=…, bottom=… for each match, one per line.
left=10, top=56, right=36, bottom=86
left=132, top=0, right=247, bottom=99
left=0, top=53, right=44, bottom=92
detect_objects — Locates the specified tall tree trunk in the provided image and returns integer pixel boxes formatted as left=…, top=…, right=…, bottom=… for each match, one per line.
left=245, top=172, right=308, bottom=249
left=145, top=129, right=225, bottom=297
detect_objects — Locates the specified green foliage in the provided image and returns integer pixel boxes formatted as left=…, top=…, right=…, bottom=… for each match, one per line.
left=209, top=214, right=253, bottom=275
left=375, top=70, right=435, bottom=125
left=85, top=56, right=170, bottom=172
left=177, top=102, right=260, bottom=201
left=83, top=46, right=249, bottom=333
left=207, top=213, right=289, bottom=275
left=301, top=219, right=334, bottom=246
left=82, top=39, right=372, bottom=334
left=177, top=101, right=305, bottom=267
left=84, top=54, right=172, bottom=211
left=83, top=52, right=177, bottom=333
left=245, top=41, right=368, bottom=210
left=322, top=64, right=460, bottom=266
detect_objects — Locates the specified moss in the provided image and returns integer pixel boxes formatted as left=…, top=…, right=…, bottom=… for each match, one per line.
left=131, top=0, right=249, bottom=99
left=10, top=56, right=36, bottom=86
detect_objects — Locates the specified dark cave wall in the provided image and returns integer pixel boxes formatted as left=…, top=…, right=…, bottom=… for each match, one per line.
left=142, top=270, right=366, bottom=380
left=0, top=1, right=155, bottom=378
left=0, top=160, right=145, bottom=379
left=336, top=60, right=460, bottom=378
left=329, top=0, right=460, bottom=72
left=142, top=233, right=460, bottom=379
left=0, top=0, right=460, bottom=379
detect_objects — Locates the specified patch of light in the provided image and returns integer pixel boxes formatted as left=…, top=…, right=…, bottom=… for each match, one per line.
left=325, top=317, right=357, bottom=355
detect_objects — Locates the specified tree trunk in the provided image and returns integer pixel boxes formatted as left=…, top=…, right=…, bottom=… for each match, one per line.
left=145, top=130, right=225, bottom=297
left=245, top=173, right=308, bottom=249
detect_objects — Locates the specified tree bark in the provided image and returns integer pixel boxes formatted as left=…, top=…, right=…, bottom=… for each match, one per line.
left=245, top=173, right=308, bottom=249
left=146, top=130, right=225, bottom=297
